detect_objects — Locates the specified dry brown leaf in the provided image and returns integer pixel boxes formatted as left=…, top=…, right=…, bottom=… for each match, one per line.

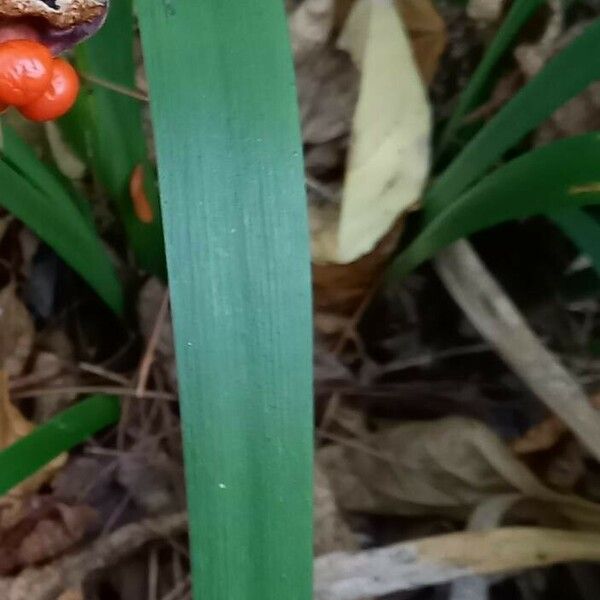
left=313, top=220, right=402, bottom=322
left=57, top=589, right=83, bottom=600
left=0, top=371, right=33, bottom=449
left=319, top=416, right=600, bottom=530
left=0, top=283, right=34, bottom=378
left=298, top=48, right=359, bottom=146
left=315, top=462, right=359, bottom=555
left=0, top=502, right=97, bottom=575
left=30, top=352, right=77, bottom=423
left=291, top=0, right=336, bottom=61
left=292, top=0, right=359, bottom=148
left=0, top=373, right=66, bottom=528
left=400, top=0, right=447, bottom=84
left=117, top=446, right=184, bottom=515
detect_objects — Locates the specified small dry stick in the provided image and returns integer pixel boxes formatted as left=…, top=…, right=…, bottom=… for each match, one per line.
left=81, top=72, right=149, bottom=102
left=11, top=385, right=176, bottom=401
left=161, top=577, right=191, bottom=600
left=136, top=289, right=170, bottom=398
left=435, top=240, right=600, bottom=462
left=148, top=547, right=159, bottom=600
left=78, top=362, right=131, bottom=386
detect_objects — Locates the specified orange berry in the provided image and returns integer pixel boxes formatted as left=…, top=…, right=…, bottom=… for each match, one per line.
left=19, top=58, right=80, bottom=122
left=0, top=40, right=53, bottom=106
left=129, top=164, right=154, bottom=224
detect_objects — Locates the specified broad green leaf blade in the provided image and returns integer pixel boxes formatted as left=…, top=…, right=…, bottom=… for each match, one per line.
left=0, top=160, right=124, bottom=314
left=60, top=0, right=166, bottom=278
left=426, top=18, right=600, bottom=217
left=138, top=2, right=313, bottom=600
left=0, top=395, right=119, bottom=495
left=391, top=133, right=600, bottom=278
left=550, top=208, right=600, bottom=278
left=436, top=0, right=545, bottom=157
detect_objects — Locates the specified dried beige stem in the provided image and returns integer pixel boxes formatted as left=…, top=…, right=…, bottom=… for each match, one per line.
left=435, top=240, right=600, bottom=463
left=315, top=527, right=600, bottom=600
left=4, top=514, right=600, bottom=600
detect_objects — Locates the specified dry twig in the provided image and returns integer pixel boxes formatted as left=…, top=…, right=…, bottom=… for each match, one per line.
left=80, top=73, right=149, bottom=102
left=0, top=513, right=187, bottom=600
left=11, top=386, right=176, bottom=402
left=136, top=289, right=170, bottom=398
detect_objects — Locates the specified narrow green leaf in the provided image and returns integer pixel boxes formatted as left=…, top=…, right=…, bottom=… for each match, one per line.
left=391, top=133, right=600, bottom=278
left=138, top=2, right=313, bottom=599
left=60, top=0, right=166, bottom=278
left=0, top=395, right=120, bottom=495
left=0, top=160, right=124, bottom=314
left=436, top=0, right=546, bottom=157
left=426, top=18, right=600, bottom=217
left=2, top=125, right=94, bottom=224
left=550, top=208, right=600, bottom=277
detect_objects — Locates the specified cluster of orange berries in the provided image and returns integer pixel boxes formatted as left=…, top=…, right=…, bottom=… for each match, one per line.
left=0, top=39, right=79, bottom=122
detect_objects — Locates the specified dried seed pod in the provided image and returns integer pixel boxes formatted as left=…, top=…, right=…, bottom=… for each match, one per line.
left=0, top=0, right=109, bottom=53
left=0, top=0, right=106, bottom=28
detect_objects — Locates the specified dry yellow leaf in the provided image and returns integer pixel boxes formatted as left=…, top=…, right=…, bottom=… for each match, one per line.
left=333, top=0, right=432, bottom=263
left=420, top=527, right=600, bottom=577
left=0, top=371, right=33, bottom=447
left=58, top=590, right=84, bottom=600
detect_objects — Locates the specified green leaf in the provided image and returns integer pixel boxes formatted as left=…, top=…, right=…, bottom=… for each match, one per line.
left=2, top=125, right=94, bottom=224
left=391, top=133, right=600, bottom=278
left=436, top=0, right=546, bottom=158
left=427, top=18, right=600, bottom=218
left=0, top=158, right=124, bottom=314
left=137, top=1, right=313, bottom=599
left=60, top=0, right=166, bottom=278
left=550, top=208, right=600, bottom=278
left=0, top=395, right=120, bottom=495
